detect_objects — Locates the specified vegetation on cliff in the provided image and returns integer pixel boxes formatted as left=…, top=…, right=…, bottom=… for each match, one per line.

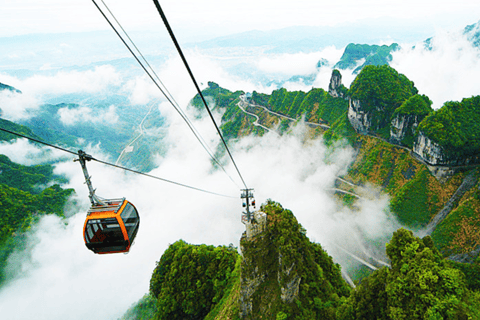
left=142, top=201, right=351, bottom=320
left=239, top=200, right=350, bottom=320
left=149, top=240, right=239, bottom=320
left=338, top=228, right=480, bottom=319
left=349, top=65, right=418, bottom=137
left=130, top=201, right=480, bottom=320
left=391, top=94, right=433, bottom=148
left=418, top=95, right=480, bottom=158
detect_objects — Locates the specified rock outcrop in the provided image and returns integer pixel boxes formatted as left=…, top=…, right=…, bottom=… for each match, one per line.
left=239, top=200, right=350, bottom=319
left=414, top=132, right=480, bottom=167
left=328, top=69, right=346, bottom=99
left=347, top=98, right=371, bottom=134
left=390, top=113, right=423, bottom=146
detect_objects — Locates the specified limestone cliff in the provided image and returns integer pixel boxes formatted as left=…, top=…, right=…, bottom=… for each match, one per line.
left=389, top=94, right=432, bottom=148
left=414, top=131, right=480, bottom=167
left=328, top=69, right=347, bottom=99
left=347, top=98, right=371, bottom=134
left=239, top=200, right=350, bottom=320
left=347, top=65, right=418, bottom=138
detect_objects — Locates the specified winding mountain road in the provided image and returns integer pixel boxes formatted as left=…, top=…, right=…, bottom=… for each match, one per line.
left=115, top=99, right=157, bottom=166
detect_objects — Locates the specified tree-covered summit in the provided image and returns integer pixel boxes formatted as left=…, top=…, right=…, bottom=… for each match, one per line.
left=418, top=95, right=480, bottom=159
left=348, top=65, right=418, bottom=138
left=393, top=94, right=433, bottom=117
left=349, top=64, right=418, bottom=113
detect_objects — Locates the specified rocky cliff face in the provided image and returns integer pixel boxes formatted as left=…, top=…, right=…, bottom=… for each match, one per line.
left=390, top=113, right=424, bottom=146
left=414, top=132, right=480, bottom=167
left=239, top=210, right=301, bottom=319
left=347, top=99, right=371, bottom=134
left=328, top=70, right=346, bottom=99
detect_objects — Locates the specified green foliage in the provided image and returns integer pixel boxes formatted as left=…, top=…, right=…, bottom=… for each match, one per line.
left=339, top=229, right=476, bottom=319
left=0, top=154, right=68, bottom=193
left=389, top=169, right=433, bottom=228
left=258, top=87, right=349, bottom=125
left=240, top=200, right=350, bottom=319
left=448, top=261, right=480, bottom=292
left=418, top=95, right=480, bottom=158
left=203, top=256, right=242, bottom=320
left=0, top=118, right=39, bottom=142
left=191, top=82, right=238, bottom=110
left=0, top=182, right=74, bottom=285
left=393, top=94, right=433, bottom=116
left=0, top=151, right=73, bottom=287
left=323, top=112, right=357, bottom=145
left=119, top=294, right=158, bottom=320
left=431, top=196, right=480, bottom=255
left=149, top=240, right=239, bottom=320
left=334, top=43, right=399, bottom=73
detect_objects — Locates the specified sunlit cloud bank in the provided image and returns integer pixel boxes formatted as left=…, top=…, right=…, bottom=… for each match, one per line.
left=58, top=104, right=119, bottom=126
left=0, top=89, right=41, bottom=121
left=0, top=65, right=122, bottom=121
left=0, top=138, right=70, bottom=165
left=391, top=28, right=480, bottom=109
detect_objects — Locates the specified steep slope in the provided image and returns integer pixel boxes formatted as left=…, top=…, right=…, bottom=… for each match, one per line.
left=192, top=70, right=480, bottom=259
left=0, top=118, right=75, bottom=286
left=238, top=201, right=350, bottom=320
left=143, top=201, right=350, bottom=320
left=338, top=229, right=480, bottom=319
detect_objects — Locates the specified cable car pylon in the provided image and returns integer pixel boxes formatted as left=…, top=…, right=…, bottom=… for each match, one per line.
left=241, top=188, right=256, bottom=224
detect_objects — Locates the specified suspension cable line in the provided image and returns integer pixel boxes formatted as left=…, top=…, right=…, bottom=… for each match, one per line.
left=0, top=127, right=236, bottom=198
left=91, top=0, right=240, bottom=189
left=151, top=0, right=249, bottom=190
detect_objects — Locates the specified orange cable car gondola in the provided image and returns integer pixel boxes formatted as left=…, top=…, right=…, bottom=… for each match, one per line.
left=76, top=150, right=140, bottom=254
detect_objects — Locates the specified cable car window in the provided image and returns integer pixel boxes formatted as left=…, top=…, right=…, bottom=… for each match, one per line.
left=120, top=203, right=139, bottom=239
left=85, top=218, right=124, bottom=244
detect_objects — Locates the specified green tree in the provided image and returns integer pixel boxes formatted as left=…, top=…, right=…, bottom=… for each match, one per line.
left=338, top=228, right=478, bottom=319
left=149, top=240, right=239, bottom=320
left=349, top=65, right=418, bottom=136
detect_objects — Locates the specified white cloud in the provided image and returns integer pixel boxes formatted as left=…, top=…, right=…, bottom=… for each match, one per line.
left=0, top=66, right=122, bottom=120
left=58, top=104, right=119, bottom=126
left=0, top=90, right=41, bottom=121
left=0, top=138, right=70, bottom=165
left=390, top=29, right=480, bottom=109
left=257, top=52, right=326, bottom=76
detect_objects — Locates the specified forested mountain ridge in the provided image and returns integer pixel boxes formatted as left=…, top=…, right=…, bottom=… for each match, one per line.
left=0, top=118, right=74, bottom=286
left=191, top=67, right=480, bottom=261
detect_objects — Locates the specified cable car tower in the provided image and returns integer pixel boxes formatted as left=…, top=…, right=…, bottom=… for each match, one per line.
left=241, top=188, right=256, bottom=224
left=76, top=150, right=140, bottom=254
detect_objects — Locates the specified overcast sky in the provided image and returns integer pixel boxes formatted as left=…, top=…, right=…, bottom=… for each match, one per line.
left=1, top=0, right=480, bottom=38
